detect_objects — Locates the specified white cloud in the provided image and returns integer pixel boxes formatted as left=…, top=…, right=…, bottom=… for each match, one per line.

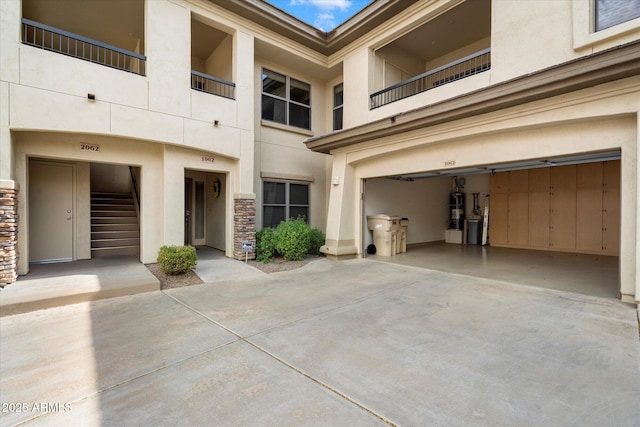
left=313, top=12, right=337, bottom=31
left=310, top=0, right=352, bottom=11
left=289, top=0, right=352, bottom=11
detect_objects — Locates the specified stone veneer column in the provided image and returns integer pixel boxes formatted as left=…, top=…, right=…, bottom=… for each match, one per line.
left=233, top=196, right=256, bottom=260
left=0, top=188, right=17, bottom=286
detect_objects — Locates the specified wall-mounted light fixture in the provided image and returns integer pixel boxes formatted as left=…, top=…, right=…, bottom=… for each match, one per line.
left=87, top=93, right=96, bottom=101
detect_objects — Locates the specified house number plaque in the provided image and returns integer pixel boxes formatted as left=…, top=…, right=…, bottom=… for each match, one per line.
left=80, top=143, right=100, bottom=152
left=201, top=156, right=215, bottom=163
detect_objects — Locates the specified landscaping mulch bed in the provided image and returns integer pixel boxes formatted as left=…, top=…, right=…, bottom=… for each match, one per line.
left=247, top=255, right=320, bottom=274
left=147, top=255, right=322, bottom=290
left=146, top=263, right=204, bottom=290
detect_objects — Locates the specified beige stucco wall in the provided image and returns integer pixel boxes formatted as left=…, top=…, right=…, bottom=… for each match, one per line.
left=0, top=82, right=12, bottom=182
left=3, top=0, right=639, bottom=302
left=13, top=132, right=165, bottom=273
left=4, top=0, right=253, bottom=167
left=253, top=57, right=331, bottom=230
left=256, top=134, right=329, bottom=230
left=1, top=0, right=260, bottom=269
left=0, top=0, right=19, bottom=86
left=162, top=144, right=237, bottom=257
left=490, top=0, right=576, bottom=83
left=19, top=47, right=149, bottom=109
left=335, top=0, right=640, bottom=130
left=90, top=164, right=133, bottom=194
left=16, top=132, right=237, bottom=271
left=342, top=48, right=371, bottom=130
left=76, top=162, right=91, bottom=261
left=147, top=0, right=191, bottom=117
left=207, top=35, right=233, bottom=82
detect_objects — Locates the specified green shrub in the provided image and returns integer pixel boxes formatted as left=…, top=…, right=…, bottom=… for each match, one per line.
left=256, top=219, right=325, bottom=262
left=157, top=245, right=197, bottom=275
left=256, top=227, right=277, bottom=263
left=308, top=227, right=325, bottom=255
left=275, top=217, right=311, bottom=261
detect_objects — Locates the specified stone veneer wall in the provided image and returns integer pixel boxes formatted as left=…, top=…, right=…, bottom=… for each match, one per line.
left=0, top=188, right=18, bottom=286
left=233, top=197, right=256, bottom=260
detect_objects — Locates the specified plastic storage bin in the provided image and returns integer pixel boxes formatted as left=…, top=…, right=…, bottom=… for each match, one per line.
left=397, top=218, right=409, bottom=253
left=467, top=219, right=481, bottom=245
left=367, top=215, right=400, bottom=256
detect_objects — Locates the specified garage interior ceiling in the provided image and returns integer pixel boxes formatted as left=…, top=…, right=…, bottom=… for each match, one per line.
left=385, top=150, right=621, bottom=181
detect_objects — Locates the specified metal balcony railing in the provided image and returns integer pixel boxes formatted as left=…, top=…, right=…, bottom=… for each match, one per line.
left=22, top=18, right=146, bottom=76
left=370, top=48, right=491, bottom=109
left=191, top=71, right=235, bottom=100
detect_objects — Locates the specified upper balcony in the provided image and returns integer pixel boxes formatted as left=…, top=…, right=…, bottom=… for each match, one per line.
left=191, top=16, right=235, bottom=100
left=370, top=0, right=491, bottom=109
left=21, top=0, right=145, bottom=75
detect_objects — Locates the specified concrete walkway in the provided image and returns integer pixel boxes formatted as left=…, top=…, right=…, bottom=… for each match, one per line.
left=1, top=259, right=638, bottom=426
left=0, top=248, right=262, bottom=317
left=0, top=256, right=159, bottom=317
left=192, top=246, right=264, bottom=283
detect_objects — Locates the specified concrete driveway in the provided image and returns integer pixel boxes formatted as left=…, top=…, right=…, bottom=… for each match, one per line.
left=1, top=259, right=638, bottom=426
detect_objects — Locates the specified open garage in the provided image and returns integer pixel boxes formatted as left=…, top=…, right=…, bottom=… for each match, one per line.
left=361, top=152, right=621, bottom=299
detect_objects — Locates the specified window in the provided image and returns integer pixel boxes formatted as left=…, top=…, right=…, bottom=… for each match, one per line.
left=572, top=0, right=640, bottom=50
left=262, top=69, right=311, bottom=130
left=595, top=0, right=640, bottom=31
left=333, top=83, right=343, bottom=131
left=195, top=181, right=205, bottom=239
left=263, top=181, right=309, bottom=228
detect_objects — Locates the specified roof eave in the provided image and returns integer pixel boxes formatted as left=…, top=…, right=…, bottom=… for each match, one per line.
left=212, top=0, right=416, bottom=55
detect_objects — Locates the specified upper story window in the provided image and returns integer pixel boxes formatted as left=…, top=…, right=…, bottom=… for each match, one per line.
left=333, top=83, right=343, bottom=131
left=595, top=0, right=640, bottom=31
left=262, top=69, right=311, bottom=130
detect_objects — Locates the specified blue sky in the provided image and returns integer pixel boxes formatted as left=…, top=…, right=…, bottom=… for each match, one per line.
left=266, top=0, right=374, bottom=31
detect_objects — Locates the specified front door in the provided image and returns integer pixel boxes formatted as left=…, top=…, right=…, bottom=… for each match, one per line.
left=184, top=178, right=192, bottom=245
left=29, top=161, right=74, bottom=262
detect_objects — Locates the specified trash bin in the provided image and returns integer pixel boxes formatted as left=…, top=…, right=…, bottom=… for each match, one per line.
left=367, top=214, right=400, bottom=256
left=397, top=218, right=409, bottom=253
left=467, top=219, right=481, bottom=245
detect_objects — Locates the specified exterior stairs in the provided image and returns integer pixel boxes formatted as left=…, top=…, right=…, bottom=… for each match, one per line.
left=91, top=192, right=140, bottom=257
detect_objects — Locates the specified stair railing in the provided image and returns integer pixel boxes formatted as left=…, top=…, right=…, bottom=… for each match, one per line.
left=129, top=166, right=141, bottom=223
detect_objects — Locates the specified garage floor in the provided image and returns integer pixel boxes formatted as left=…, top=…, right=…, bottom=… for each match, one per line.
left=368, top=243, right=620, bottom=299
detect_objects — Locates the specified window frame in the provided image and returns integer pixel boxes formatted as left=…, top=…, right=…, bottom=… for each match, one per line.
left=594, top=0, right=640, bottom=32
left=261, top=68, right=311, bottom=130
left=333, top=82, right=343, bottom=131
left=262, top=180, right=310, bottom=228
left=572, top=0, right=640, bottom=50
